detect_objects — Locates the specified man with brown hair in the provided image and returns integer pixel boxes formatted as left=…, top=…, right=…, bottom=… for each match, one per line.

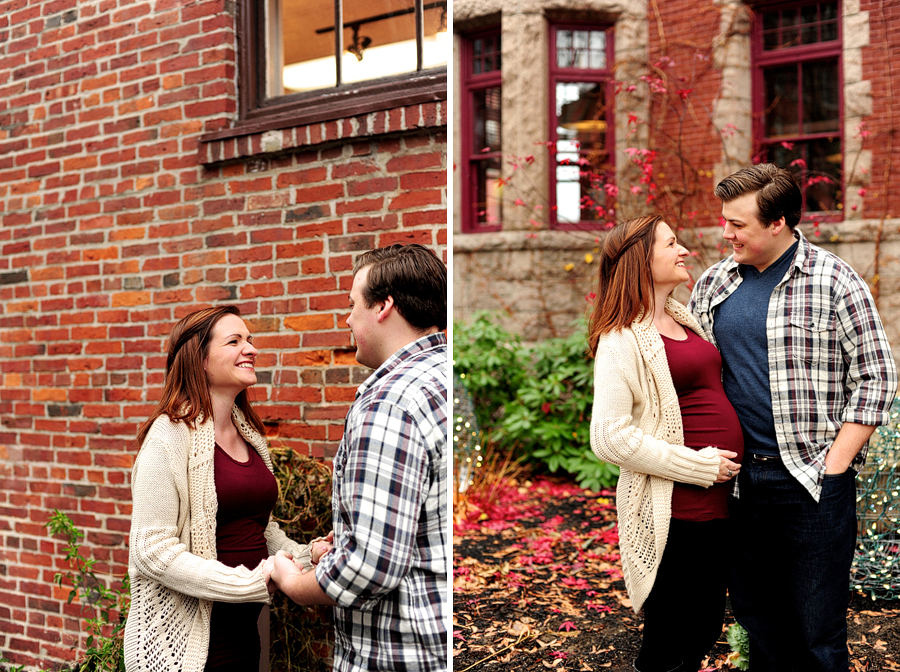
left=271, top=243, right=448, bottom=672
left=689, top=163, right=897, bottom=671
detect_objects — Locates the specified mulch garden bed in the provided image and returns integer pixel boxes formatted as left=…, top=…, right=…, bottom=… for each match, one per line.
left=453, top=476, right=900, bottom=671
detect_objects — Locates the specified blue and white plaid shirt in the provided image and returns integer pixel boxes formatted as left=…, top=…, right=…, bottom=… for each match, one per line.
left=689, top=230, right=897, bottom=501
left=316, top=332, right=448, bottom=672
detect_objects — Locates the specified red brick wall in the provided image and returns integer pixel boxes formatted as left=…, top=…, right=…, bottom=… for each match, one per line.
left=645, top=0, right=724, bottom=230
left=646, top=0, right=900, bottom=225
left=0, top=1, right=446, bottom=667
left=859, top=0, right=900, bottom=218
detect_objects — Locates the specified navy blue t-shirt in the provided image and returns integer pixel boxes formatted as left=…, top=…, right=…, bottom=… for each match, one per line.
left=713, top=241, right=798, bottom=455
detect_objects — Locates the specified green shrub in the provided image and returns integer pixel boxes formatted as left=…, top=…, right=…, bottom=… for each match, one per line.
left=454, top=313, right=619, bottom=491
left=452, top=312, right=525, bottom=432
left=726, top=622, right=750, bottom=670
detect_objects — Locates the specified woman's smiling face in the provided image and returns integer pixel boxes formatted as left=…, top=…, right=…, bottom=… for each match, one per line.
left=650, top=220, right=690, bottom=292
left=203, top=313, right=258, bottom=394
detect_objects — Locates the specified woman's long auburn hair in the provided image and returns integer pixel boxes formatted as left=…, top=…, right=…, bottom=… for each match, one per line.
left=587, top=215, right=663, bottom=357
left=136, top=305, right=265, bottom=447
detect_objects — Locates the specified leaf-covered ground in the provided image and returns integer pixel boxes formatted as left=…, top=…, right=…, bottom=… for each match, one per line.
left=453, top=476, right=900, bottom=672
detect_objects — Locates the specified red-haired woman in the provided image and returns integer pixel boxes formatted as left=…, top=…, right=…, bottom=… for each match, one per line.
left=124, top=306, right=330, bottom=672
left=588, top=216, right=743, bottom=672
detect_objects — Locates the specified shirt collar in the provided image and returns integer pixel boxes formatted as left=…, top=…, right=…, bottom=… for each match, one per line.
left=358, top=331, right=446, bottom=395
left=720, top=227, right=809, bottom=278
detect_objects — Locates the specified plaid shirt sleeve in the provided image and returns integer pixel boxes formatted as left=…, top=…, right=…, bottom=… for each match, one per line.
left=319, top=396, right=433, bottom=607
left=832, top=268, right=898, bottom=428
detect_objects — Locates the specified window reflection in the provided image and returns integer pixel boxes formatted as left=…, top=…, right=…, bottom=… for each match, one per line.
left=555, top=82, right=609, bottom=225
left=270, top=0, right=449, bottom=96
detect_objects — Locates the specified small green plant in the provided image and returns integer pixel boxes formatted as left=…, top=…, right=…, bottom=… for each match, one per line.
left=454, top=313, right=619, bottom=491
left=726, top=622, right=750, bottom=670
left=0, top=651, right=26, bottom=671
left=45, top=510, right=129, bottom=672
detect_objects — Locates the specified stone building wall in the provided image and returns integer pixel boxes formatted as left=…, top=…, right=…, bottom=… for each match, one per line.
left=453, top=0, right=900, bottom=358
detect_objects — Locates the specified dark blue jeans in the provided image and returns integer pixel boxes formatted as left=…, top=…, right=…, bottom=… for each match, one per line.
left=729, top=459, right=856, bottom=672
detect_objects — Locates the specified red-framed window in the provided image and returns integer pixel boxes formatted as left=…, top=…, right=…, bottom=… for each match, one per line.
left=460, top=29, right=503, bottom=233
left=211, top=0, right=448, bottom=140
left=549, top=23, right=615, bottom=230
left=752, top=0, right=842, bottom=218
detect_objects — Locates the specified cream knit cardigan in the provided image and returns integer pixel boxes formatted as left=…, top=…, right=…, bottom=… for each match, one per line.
left=124, top=407, right=313, bottom=672
left=590, top=298, right=721, bottom=613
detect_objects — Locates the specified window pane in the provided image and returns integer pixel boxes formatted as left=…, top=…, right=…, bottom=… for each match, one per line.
left=557, top=29, right=606, bottom=69
left=821, top=4, right=838, bottom=42
left=801, top=4, right=819, bottom=44
left=763, top=2, right=839, bottom=50
left=423, top=3, right=450, bottom=70
left=767, top=138, right=841, bottom=213
left=277, top=0, right=337, bottom=94
left=341, top=0, right=412, bottom=86
left=556, top=82, right=606, bottom=136
left=473, top=87, right=501, bottom=153
left=555, top=82, right=609, bottom=224
left=472, top=33, right=501, bottom=75
left=557, top=30, right=574, bottom=67
left=764, top=64, right=799, bottom=138
left=278, top=0, right=448, bottom=94
left=802, top=60, right=839, bottom=133
left=783, top=27, right=800, bottom=48
left=475, top=157, right=502, bottom=226
left=804, top=137, right=842, bottom=212
left=588, top=30, right=607, bottom=69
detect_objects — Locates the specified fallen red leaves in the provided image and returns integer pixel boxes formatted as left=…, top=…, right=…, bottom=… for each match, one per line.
left=453, top=475, right=900, bottom=671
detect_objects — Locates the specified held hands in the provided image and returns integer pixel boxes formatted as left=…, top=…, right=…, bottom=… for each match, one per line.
left=310, top=530, right=335, bottom=566
left=263, top=530, right=335, bottom=595
left=269, top=550, right=303, bottom=594
left=715, top=449, right=741, bottom=484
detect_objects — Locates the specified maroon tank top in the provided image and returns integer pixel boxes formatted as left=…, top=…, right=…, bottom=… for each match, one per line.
left=205, top=442, right=278, bottom=671
left=661, top=329, right=744, bottom=521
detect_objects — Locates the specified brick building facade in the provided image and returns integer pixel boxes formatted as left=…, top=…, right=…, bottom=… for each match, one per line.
left=0, top=0, right=447, bottom=667
left=453, top=0, right=900, bottom=353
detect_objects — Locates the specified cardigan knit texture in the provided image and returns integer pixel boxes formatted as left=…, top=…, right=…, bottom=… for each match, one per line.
left=124, top=407, right=312, bottom=672
left=590, top=298, right=721, bottom=613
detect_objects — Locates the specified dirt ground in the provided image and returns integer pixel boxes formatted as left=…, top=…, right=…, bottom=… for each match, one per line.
left=453, top=476, right=900, bottom=672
